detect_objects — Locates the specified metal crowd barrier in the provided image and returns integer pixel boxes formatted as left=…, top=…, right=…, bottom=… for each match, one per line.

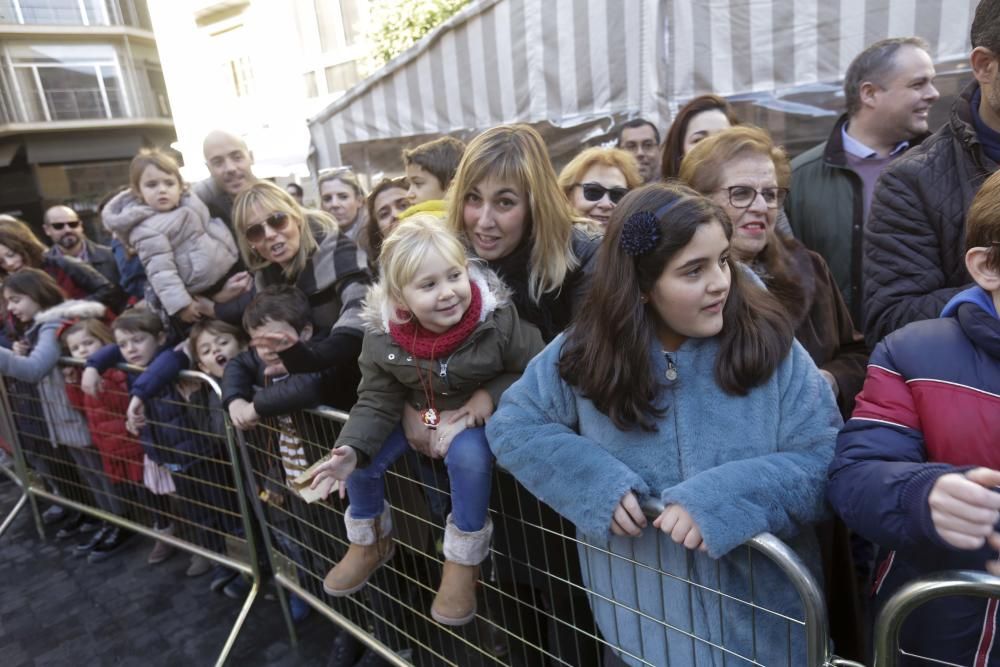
left=0, top=358, right=269, bottom=667
left=238, top=405, right=846, bottom=667
left=872, top=570, right=1000, bottom=667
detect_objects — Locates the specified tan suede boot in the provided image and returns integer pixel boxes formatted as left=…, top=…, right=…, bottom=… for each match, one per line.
left=431, top=561, right=480, bottom=626
left=430, top=514, right=493, bottom=626
left=323, top=502, right=394, bottom=597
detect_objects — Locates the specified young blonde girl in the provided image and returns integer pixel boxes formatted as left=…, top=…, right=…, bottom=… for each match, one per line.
left=101, top=149, right=245, bottom=326
left=309, top=214, right=543, bottom=626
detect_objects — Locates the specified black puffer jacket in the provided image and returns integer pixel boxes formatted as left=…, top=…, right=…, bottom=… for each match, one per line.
left=863, top=81, right=996, bottom=347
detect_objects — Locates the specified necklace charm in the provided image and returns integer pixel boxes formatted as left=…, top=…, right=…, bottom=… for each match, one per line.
left=664, top=354, right=678, bottom=381
left=422, top=408, right=440, bottom=429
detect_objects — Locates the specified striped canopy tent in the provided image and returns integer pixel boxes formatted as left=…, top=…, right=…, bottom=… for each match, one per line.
left=308, top=0, right=978, bottom=174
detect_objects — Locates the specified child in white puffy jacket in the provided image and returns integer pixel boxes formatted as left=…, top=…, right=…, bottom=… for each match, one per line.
left=102, top=149, right=248, bottom=327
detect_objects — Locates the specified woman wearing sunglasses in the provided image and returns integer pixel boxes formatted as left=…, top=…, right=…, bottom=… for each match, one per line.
left=229, top=180, right=370, bottom=368
left=680, top=125, right=867, bottom=417
left=558, top=147, right=641, bottom=228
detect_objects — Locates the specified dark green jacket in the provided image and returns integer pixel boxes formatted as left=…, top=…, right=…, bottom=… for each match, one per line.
left=336, top=266, right=544, bottom=463
left=786, top=114, right=924, bottom=323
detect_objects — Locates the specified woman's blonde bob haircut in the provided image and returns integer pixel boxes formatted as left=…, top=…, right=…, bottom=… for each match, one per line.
left=446, top=124, right=581, bottom=304
left=678, top=124, right=791, bottom=195
left=378, top=213, right=469, bottom=313
left=232, top=180, right=335, bottom=279
left=557, top=147, right=643, bottom=200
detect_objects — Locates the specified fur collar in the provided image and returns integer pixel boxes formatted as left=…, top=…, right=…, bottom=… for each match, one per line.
left=361, top=263, right=511, bottom=334
left=33, top=299, right=106, bottom=325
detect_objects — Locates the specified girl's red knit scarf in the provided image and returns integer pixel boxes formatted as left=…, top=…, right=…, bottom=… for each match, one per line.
left=388, top=281, right=483, bottom=359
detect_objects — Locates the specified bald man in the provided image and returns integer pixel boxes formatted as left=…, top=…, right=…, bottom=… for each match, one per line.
left=43, top=205, right=119, bottom=285
left=191, top=130, right=257, bottom=227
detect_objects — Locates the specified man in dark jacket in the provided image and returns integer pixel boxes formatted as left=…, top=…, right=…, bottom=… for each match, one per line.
left=864, top=0, right=1000, bottom=347
left=42, top=205, right=120, bottom=287
left=787, top=37, right=938, bottom=322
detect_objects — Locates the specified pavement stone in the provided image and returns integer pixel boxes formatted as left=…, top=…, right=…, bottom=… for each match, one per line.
left=0, top=480, right=335, bottom=667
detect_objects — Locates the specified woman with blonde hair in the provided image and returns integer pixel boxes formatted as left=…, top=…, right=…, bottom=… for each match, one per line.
left=558, top=146, right=642, bottom=227
left=446, top=123, right=600, bottom=342
left=226, top=180, right=370, bottom=372
left=318, top=169, right=368, bottom=242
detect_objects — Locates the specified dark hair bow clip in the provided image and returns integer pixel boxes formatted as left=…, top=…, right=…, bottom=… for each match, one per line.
left=620, top=211, right=661, bottom=256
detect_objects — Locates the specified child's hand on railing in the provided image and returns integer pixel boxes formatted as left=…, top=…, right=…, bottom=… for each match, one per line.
left=610, top=491, right=647, bottom=537
left=62, top=366, right=80, bottom=384
left=228, top=399, right=259, bottom=430
left=126, top=396, right=146, bottom=434
left=654, top=504, right=708, bottom=552
left=81, top=366, right=103, bottom=397
left=928, top=467, right=1000, bottom=551
left=308, top=446, right=358, bottom=500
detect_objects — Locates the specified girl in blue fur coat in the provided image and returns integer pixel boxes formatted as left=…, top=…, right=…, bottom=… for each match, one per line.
left=487, top=183, right=841, bottom=666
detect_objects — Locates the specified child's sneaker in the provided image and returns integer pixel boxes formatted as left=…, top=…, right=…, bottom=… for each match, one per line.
left=73, top=523, right=110, bottom=556
left=209, top=565, right=239, bottom=593
left=41, top=504, right=67, bottom=525
left=186, top=554, right=212, bottom=577
left=289, top=593, right=311, bottom=623
left=222, top=574, right=251, bottom=600
left=147, top=524, right=176, bottom=565
left=88, top=526, right=135, bottom=563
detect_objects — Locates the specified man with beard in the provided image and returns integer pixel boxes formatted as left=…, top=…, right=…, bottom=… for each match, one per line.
left=42, top=205, right=120, bottom=286
left=192, top=129, right=257, bottom=230
left=863, top=0, right=1000, bottom=347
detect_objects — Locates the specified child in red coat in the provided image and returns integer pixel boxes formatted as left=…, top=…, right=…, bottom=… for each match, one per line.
left=62, top=316, right=145, bottom=561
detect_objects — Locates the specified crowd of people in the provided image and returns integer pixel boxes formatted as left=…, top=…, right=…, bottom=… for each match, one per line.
left=3, top=1, right=1000, bottom=665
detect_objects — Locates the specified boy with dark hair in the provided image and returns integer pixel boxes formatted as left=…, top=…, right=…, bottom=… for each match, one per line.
left=222, top=284, right=351, bottom=616
left=402, top=135, right=466, bottom=206
left=829, top=168, right=1000, bottom=663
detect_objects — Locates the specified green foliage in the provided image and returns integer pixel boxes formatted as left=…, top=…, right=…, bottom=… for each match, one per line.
left=366, top=0, right=469, bottom=71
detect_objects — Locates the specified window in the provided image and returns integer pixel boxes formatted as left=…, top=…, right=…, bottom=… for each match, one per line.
left=303, top=71, right=318, bottom=98
left=10, top=43, right=128, bottom=121
left=5, top=0, right=112, bottom=26
left=314, top=0, right=365, bottom=53
left=324, top=60, right=359, bottom=94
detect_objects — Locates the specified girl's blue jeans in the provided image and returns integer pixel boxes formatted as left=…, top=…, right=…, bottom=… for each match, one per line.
left=346, top=424, right=493, bottom=532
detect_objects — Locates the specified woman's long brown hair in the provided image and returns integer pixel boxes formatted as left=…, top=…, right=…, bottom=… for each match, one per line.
left=559, top=183, right=793, bottom=431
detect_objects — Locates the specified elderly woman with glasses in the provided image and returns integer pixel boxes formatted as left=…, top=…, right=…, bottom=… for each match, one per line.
left=680, top=125, right=867, bottom=417
left=224, top=181, right=370, bottom=397
left=557, top=147, right=642, bottom=228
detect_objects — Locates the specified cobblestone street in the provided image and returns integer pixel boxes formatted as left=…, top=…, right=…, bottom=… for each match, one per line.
left=0, top=473, right=335, bottom=667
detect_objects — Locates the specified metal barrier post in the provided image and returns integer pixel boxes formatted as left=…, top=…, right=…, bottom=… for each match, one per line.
left=872, top=570, right=1000, bottom=667
left=0, top=376, right=44, bottom=539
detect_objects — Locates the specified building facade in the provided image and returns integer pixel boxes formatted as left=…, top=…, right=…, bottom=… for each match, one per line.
left=0, top=0, right=175, bottom=234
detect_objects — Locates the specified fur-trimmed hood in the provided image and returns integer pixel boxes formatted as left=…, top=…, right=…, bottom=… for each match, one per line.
left=361, top=262, right=512, bottom=335
left=33, top=299, right=106, bottom=325
left=102, top=189, right=210, bottom=238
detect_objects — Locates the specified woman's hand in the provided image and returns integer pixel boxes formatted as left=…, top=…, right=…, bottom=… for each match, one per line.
left=402, top=403, right=435, bottom=457
left=228, top=398, right=260, bottom=430
left=212, top=271, right=252, bottom=303
left=178, top=298, right=213, bottom=323
left=451, top=388, right=494, bottom=428
left=610, top=491, right=647, bottom=537
left=654, top=504, right=707, bottom=551
left=12, top=340, right=29, bottom=356
left=81, top=366, right=103, bottom=397
left=308, top=446, right=358, bottom=500
left=126, top=396, right=146, bottom=434
left=928, top=468, right=1000, bottom=550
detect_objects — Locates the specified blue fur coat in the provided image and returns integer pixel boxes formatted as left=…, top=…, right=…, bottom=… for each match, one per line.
left=487, top=333, right=840, bottom=666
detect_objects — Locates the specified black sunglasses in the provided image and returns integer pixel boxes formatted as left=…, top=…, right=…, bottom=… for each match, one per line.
left=245, top=212, right=291, bottom=243
left=577, top=182, right=629, bottom=204
left=48, top=221, right=81, bottom=231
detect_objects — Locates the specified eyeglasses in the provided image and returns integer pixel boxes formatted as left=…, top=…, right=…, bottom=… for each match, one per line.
left=244, top=212, right=291, bottom=243
left=48, top=221, right=81, bottom=231
left=719, top=186, right=789, bottom=209
left=576, top=182, right=629, bottom=205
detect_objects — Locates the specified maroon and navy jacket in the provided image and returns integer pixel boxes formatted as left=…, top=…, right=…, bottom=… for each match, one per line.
left=828, top=286, right=1000, bottom=666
